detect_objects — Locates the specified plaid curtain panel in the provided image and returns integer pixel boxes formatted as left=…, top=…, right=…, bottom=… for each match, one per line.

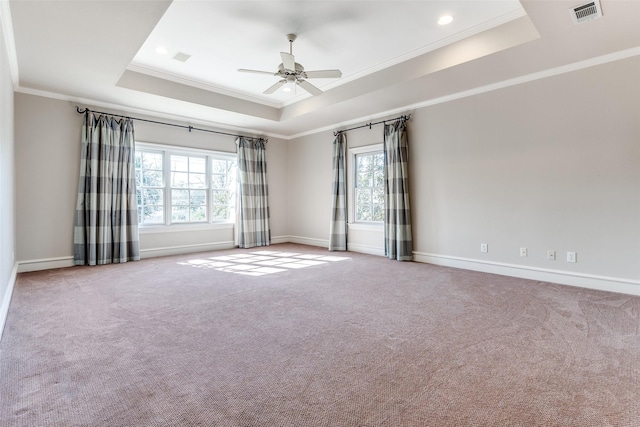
left=73, top=112, right=140, bottom=265
left=236, top=137, right=271, bottom=248
left=384, top=120, right=413, bottom=261
left=329, top=132, right=347, bottom=251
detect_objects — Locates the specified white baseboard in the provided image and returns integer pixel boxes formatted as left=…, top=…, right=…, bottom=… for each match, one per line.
left=16, top=242, right=236, bottom=272
left=413, top=251, right=640, bottom=296
left=347, top=243, right=385, bottom=257
left=17, top=256, right=74, bottom=273
left=0, top=262, right=18, bottom=342
left=270, top=235, right=290, bottom=245
left=287, top=236, right=329, bottom=248
left=140, top=241, right=235, bottom=258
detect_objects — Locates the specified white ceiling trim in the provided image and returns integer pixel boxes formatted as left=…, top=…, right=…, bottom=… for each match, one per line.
left=127, top=63, right=284, bottom=109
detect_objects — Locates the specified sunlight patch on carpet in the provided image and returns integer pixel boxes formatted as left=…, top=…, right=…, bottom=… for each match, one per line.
left=178, top=251, right=351, bottom=276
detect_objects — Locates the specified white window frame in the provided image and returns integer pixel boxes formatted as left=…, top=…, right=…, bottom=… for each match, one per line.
left=135, top=142, right=236, bottom=232
left=348, top=144, right=384, bottom=227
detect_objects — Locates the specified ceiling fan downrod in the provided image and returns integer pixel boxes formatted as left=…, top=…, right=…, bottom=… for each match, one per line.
left=286, top=33, right=297, bottom=55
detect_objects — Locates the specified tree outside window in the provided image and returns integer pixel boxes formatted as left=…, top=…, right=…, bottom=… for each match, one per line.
left=355, top=152, right=384, bottom=222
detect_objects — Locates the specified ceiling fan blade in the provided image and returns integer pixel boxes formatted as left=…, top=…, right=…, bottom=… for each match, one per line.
left=280, top=52, right=296, bottom=71
left=238, top=69, right=276, bottom=76
left=263, top=79, right=287, bottom=94
left=298, top=80, right=323, bottom=96
left=304, top=70, right=342, bottom=79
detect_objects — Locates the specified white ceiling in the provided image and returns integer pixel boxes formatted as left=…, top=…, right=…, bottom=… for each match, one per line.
left=4, top=1, right=640, bottom=139
left=129, top=0, right=524, bottom=105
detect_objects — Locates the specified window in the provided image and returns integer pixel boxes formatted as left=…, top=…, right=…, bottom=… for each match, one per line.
left=170, top=155, right=207, bottom=223
left=135, top=143, right=236, bottom=226
left=352, top=146, right=384, bottom=222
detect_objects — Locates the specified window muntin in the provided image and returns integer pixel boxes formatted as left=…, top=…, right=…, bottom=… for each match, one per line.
left=135, top=144, right=236, bottom=226
left=355, top=151, right=384, bottom=222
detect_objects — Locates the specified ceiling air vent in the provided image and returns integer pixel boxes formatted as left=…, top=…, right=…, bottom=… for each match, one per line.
left=570, top=1, right=602, bottom=24
left=173, top=52, right=191, bottom=63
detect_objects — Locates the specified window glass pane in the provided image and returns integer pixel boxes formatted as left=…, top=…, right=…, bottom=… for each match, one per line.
left=171, top=155, right=189, bottom=172
left=372, top=187, right=384, bottom=204
left=212, top=205, right=228, bottom=220
left=172, top=206, right=189, bottom=222
left=171, top=172, right=189, bottom=188
left=212, top=190, right=229, bottom=205
left=143, top=188, right=163, bottom=205
left=190, top=190, right=207, bottom=207
left=143, top=152, right=163, bottom=170
left=374, top=154, right=384, bottom=170
left=357, top=155, right=372, bottom=172
left=356, top=204, right=371, bottom=221
left=190, top=206, right=207, bottom=222
left=211, top=160, right=227, bottom=174
left=357, top=172, right=372, bottom=188
left=373, top=170, right=384, bottom=187
left=143, top=170, right=163, bottom=187
left=211, top=174, right=226, bottom=189
left=372, top=205, right=384, bottom=222
left=189, top=172, right=207, bottom=189
left=142, top=206, right=164, bottom=223
left=172, top=189, right=189, bottom=206
left=356, top=188, right=371, bottom=205
left=189, top=157, right=206, bottom=174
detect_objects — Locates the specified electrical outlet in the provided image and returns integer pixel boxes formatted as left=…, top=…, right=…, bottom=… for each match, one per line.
left=520, top=247, right=527, bottom=257
left=567, top=252, right=577, bottom=263
left=547, top=250, right=556, bottom=260
left=480, top=243, right=488, bottom=253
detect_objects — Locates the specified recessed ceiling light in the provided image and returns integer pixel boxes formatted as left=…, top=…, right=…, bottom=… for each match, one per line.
left=155, top=46, right=170, bottom=55
left=438, top=15, right=453, bottom=25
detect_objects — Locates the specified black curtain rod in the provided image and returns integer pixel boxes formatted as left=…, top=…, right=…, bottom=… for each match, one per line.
left=75, top=107, right=267, bottom=143
left=333, top=114, right=411, bottom=136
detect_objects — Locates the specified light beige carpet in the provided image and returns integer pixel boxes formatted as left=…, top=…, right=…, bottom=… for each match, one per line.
left=1, top=244, right=639, bottom=426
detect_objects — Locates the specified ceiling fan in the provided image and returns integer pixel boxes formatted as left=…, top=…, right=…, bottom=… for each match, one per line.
left=238, top=33, right=342, bottom=96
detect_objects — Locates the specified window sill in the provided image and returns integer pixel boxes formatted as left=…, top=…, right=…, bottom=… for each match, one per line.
left=348, top=222, right=384, bottom=231
left=139, top=222, right=234, bottom=234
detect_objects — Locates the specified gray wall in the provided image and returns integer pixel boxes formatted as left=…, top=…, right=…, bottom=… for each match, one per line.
left=287, top=56, right=640, bottom=288
left=13, top=93, right=289, bottom=268
left=0, top=14, right=16, bottom=334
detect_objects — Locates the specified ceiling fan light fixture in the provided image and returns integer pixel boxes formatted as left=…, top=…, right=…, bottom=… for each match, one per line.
left=438, top=15, right=453, bottom=25
left=239, top=33, right=341, bottom=96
